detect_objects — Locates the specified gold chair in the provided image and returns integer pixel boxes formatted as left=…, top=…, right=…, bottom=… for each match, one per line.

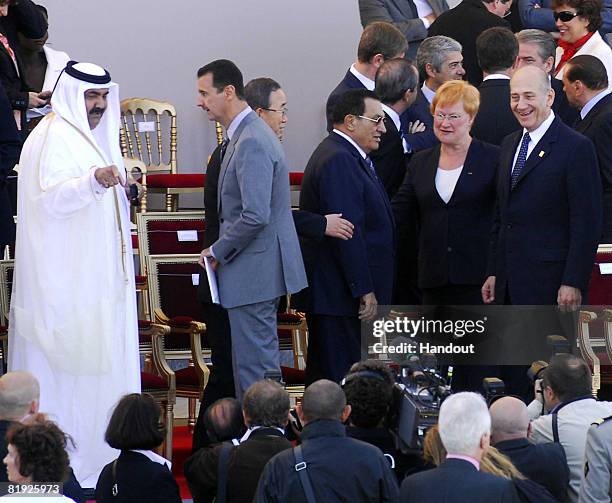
left=123, top=156, right=148, bottom=213
left=147, top=253, right=210, bottom=428
left=138, top=322, right=176, bottom=459
left=578, top=311, right=603, bottom=394
left=120, top=98, right=210, bottom=211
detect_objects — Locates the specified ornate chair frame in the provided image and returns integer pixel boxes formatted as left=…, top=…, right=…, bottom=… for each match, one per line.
left=146, top=253, right=210, bottom=428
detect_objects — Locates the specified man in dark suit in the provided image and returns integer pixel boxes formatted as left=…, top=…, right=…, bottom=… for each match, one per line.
left=563, top=55, right=612, bottom=242
left=490, top=396, right=570, bottom=501
left=515, top=29, right=579, bottom=124
left=373, top=58, right=419, bottom=197
left=326, top=21, right=407, bottom=131
left=401, top=392, right=519, bottom=502
left=482, top=66, right=601, bottom=306
left=358, top=0, right=450, bottom=59
left=185, top=380, right=291, bottom=503
left=472, top=27, right=521, bottom=145
left=428, top=0, right=511, bottom=86
left=374, top=58, right=421, bottom=304
left=405, top=35, right=466, bottom=152
left=299, top=89, right=395, bottom=383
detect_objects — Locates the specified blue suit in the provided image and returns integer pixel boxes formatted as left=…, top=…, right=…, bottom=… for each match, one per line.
left=298, top=132, right=395, bottom=382
left=401, top=89, right=438, bottom=153
left=488, top=116, right=602, bottom=304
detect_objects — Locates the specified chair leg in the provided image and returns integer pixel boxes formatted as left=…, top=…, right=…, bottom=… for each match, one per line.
left=188, top=397, right=196, bottom=432
left=165, top=401, right=174, bottom=461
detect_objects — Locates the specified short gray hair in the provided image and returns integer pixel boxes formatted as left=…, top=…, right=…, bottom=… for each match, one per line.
left=438, top=392, right=490, bottom=456
left=0, top=371, right=40, bottom=420
left=416, top=36, right=463, bottom=80
left=516, top=29, right=556, bottom=64
left=242, top=380, right=290, bottom=429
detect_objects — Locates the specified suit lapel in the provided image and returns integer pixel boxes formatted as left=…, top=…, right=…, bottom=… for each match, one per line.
left=577, top=93, right=611, bottom=133
left=217, top=111, right=256, bottom=212
left=447, top=141, right=479, bottom=206
left=513, top=118, right=560, bottom=188
left=501, top=130, right=522, bottom=198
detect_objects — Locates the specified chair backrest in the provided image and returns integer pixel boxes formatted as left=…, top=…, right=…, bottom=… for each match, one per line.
left=0, top=260, right=14, bottom=325
left=147, top=254, right=203, bottom=322
left=120, top=98, right=177, bottom=175
left=136, top=211, right=205, bottom=274
left=578, top=310, right=603, bottom=394
left=589, top=244, right=612, bottom=305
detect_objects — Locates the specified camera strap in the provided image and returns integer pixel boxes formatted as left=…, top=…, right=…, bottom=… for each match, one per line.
left=293, top=445, right=317, bottom=503
left=551, top=395, right=595, bottom=443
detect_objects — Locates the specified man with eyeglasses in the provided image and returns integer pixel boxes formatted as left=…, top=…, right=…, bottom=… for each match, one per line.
left=299, top=89, right=395, bottom=384
left=428, top=0, right=512, bottom=86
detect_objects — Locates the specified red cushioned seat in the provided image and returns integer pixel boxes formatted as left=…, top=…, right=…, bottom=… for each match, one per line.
left=176, top=366, right=200, bottom=387
left=147, top=173, right=205, bottom=188
left=138, top=319, right=152, bottom=329
left=289, top=172, right=303, bottom=186
left=131, top=234, right=138, bottom=249
left=141, top=371, right=168, bottom=390
left=169, top=316, right=194, bottom=328
left=278, top=328, right=292, bottom=340
left=135, top=275, right=147, bottom=286
left=281, top=366, right=305, bottom=385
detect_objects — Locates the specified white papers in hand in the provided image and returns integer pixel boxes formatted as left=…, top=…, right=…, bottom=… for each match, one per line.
left=205, top=257, right=220, bottom=304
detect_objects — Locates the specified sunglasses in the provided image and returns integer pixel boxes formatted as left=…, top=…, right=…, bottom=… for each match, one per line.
left=553, top=10, right=581, bottom=22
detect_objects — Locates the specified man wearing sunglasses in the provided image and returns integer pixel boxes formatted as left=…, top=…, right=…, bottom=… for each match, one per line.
left=299, top=89, right=395, bottom=384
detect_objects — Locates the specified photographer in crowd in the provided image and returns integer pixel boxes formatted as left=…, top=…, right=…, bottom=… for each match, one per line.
left=343, top=360, right=425, bottom=480
left=528, top=354, right=612, bottom=502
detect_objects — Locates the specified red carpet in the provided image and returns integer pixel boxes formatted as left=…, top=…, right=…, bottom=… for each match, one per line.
left=172, top=426, right=193, bottom=500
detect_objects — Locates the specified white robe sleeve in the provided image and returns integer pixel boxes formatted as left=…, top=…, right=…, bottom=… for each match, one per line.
left=38, top=134, right=109, bottom=219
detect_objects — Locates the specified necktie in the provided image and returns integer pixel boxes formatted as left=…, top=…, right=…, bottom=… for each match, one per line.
left=365, top=156, right=380, bottom=181
left=510, top=132, right=531, bottom=189
left=219, top=138, right=229, bottom=163
left=400, top=129, right=412, bottom=154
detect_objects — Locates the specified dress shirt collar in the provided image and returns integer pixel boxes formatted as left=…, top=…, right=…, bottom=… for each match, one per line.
left=581, top=89, right=611, bottom=119
left=333, top=128, right=368, bottom=159
left=521, top=110, right=555, bottom=150
left=382, top=104, right=401, bottom=131
left=227, top=105, right=252, bottom=140
left=483, top=73, right=511, bottom=81
left=446, top=454, right=480, bottom=470
left=239, top=425, right=285, bottom=443
left=130, top=449, right=172, bottom=470
left=421, top=83, right=436, bottom=104
left=350, top=64, right=375, bottom=90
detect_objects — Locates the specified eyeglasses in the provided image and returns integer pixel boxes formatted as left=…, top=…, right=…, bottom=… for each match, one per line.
left=263, top=107, right=288, bottom=117
left=434, top=112, right=464, bottom=122
left=553, top=10, right=580, bottom=22
left=357, top=114, right=384, bottom=124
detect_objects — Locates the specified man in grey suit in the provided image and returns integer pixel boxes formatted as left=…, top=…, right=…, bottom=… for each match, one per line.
left=197, top=59, right=307, bottom=399
left=359, top=0, right=449, bottom=59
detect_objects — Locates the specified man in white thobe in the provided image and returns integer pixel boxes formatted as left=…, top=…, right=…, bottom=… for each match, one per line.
left=7, top=61, right=140, bottom=488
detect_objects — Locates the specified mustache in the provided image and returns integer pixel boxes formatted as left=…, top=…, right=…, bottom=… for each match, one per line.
left=89, top=107, right=105, bottom=115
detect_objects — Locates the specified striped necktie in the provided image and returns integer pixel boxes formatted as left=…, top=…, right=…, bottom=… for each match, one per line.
left=511, top=132, right=531, bottom=189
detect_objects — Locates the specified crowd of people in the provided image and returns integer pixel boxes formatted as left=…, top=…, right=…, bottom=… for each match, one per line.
left=1, top=0, right=612, bottom=501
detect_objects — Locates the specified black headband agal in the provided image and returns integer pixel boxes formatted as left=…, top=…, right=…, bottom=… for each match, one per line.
left=64, top=60, right=111, bottom=84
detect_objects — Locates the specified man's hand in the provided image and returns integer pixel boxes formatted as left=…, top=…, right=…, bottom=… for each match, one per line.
left=533, top=378, right=544, bottom=404
left=408, top=120, right=426, bottom=134
left=424, top=13, right=437, bottom=24
left=28, top=91, right=49, bottom=108
left=94, top=165, right=121, bottom=188
left=557, top=285, right=581, bottom=312
left=359, top=292, right=378, bottom=321
left=482, top=276, right=496, bottom=304
left=324, top=213, right=354, bottom=240
left=199, top=247, right=219, bottom=271
left=124, top=171, right=145, bottom=201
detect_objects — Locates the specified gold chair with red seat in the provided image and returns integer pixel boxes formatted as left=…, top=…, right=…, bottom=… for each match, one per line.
left=120, top=98, right=219, bottom=211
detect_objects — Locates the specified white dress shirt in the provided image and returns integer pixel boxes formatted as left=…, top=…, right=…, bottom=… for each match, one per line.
left=349, top=64, right=375, bottom=91
left=421, top=83, right=436, bottom=104
left=382, top=104, right=410, bottom=153
left=333, top=128, right=368, bottom=159
left=511, top=111, right=555, bottom=170
left=581, top=89, right=611, bottom=119
left=436, top=165, right=463, bottom=203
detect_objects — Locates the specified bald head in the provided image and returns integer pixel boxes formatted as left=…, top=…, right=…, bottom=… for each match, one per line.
left=300, top=379, right=348, bottom=424
left=510, top=66, right=554, bottom=132
left=0, top=371, right=40, bottom=420
left=489, top=397, right=529, bottom=444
